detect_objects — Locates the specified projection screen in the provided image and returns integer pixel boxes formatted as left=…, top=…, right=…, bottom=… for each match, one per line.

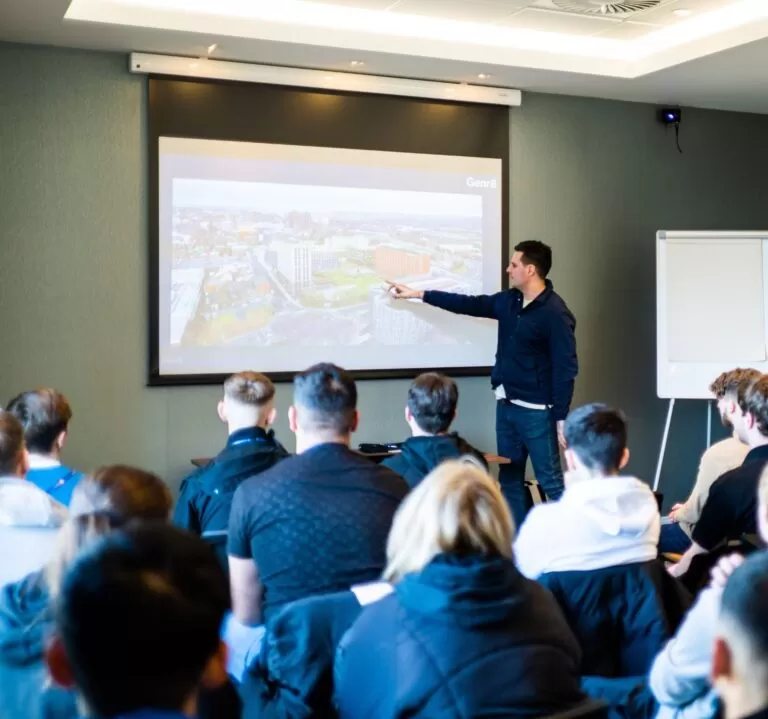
left=156, top=136, right=503, bottom=379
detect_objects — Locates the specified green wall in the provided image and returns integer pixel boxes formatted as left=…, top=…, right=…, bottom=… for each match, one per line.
left=2, top=43, right=767, bottom=503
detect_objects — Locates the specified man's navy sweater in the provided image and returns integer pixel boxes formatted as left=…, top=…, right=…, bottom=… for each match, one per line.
left=424, top=280, right=577, bottom=420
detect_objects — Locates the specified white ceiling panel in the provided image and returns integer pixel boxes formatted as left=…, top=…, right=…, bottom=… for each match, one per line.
left=596, top=21, right=658, bottom=39
left=387, top=0, right=527, bottom=22
left=499, top=7, right=621, bottom=34
left=303, top=0, right=398, bottom=9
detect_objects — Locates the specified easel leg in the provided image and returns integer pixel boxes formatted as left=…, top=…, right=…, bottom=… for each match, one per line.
left=654, top=398, right=675, bottom=493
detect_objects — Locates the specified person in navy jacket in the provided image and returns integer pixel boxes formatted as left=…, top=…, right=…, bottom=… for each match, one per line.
left=387, top=240, right=577, bottom=526
left=334, top=459, right=584, bottom=719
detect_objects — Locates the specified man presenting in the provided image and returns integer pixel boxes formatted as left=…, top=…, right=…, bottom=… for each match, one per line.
left=388, top=240, right=577, bottom=526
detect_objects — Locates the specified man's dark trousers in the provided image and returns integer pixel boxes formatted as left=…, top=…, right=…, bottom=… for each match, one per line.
left=496, top=400, right=564, bottom=528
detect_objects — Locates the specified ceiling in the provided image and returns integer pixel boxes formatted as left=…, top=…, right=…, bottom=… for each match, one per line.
left=2, top=0, right=768, bottom=113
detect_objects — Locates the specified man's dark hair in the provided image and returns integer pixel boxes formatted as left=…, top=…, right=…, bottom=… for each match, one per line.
left=407, top=373, right=459, bottom=435
left=0, top=411, right=25, bottom=476
left=6, top=388, right=73, bottom=454
left=54, top=523, right=229, bottom=717
left=293, top=363, right=357, bottom=435
left=720, top=551, right=768, bottom=668
left=743, top=375, right=768, bottom=436
left=564, top=403, right=627, bottom=474
left=514, top=240, right=553, bottom=279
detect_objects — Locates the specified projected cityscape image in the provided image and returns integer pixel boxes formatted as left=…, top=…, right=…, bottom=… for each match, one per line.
left=169, top=180, right=484, bottom=349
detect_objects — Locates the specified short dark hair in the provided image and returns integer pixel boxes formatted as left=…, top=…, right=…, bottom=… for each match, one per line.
left=720, top=551, right=768, bottom=667
left=6, top=389, right=73, bottom=454
left=743, top=376, right=768, bottom=436
left=407, top=373, right=458, bottom=434
left=0, top=411, right=25, bottom=475
left=293, top=363, right=357, bottom=435
left=54, top=524, right=229, bottom=717
left=514, top=240, right=553, bottom=279
left=564, top=403, right=627, bottom=474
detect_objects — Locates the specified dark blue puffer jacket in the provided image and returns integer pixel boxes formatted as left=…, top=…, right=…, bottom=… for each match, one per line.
left=334, top=554, right=585, bottom=719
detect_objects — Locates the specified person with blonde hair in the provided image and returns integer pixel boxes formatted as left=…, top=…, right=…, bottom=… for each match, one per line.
left=0, top=465, right=172, bottom=719
left=334, top=460, right=584, bottom=719
left=174, top=371, right=288, bottom=568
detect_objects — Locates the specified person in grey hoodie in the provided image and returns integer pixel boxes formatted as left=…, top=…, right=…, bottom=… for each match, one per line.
left=514, top=403, right=660, bottom=579
left=382, top=372, right=487, bottom=488
left=0, top=412, right=67, bottom=588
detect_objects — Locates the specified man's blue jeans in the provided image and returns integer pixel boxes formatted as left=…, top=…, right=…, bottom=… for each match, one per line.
left=496, top=401, right=564, bottom=529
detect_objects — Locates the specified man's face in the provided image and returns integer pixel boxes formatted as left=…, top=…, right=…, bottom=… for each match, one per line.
left=506, top=251, right=533, bottom=289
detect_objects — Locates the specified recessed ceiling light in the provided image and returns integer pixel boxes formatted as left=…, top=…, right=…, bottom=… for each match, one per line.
left=478, top=73, right=491, bottom=79
left=207, top=43, right=218, bottom=55
left=673, top=9, right=693, bottom=17
left=350, top=60, right=364, bottom=67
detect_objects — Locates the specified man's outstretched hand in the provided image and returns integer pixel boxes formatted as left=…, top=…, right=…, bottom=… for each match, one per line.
left=386, top=281, right=424, bottom=300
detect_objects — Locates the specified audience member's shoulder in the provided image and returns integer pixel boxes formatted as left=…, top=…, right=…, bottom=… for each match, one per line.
left=370, top=462, right=409, bottom=496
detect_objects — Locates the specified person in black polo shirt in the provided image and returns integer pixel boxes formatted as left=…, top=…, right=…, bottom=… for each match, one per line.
left=387, top=240, right=578, bottom=526
left=173, top=371, right=288, bottom=568
left=671, top=373, right=768, bottom=578
left=227, top=363, right=408, bottom=629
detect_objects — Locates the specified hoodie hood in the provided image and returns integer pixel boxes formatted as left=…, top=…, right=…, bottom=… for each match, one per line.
left=514, top=476, right=661, bottom=578
left=0, top=571, right=51, bottom=667
left=396, top=554, right=526, bottom=629
left=398, top=434, right=483, bottom=479
left=0, top=477, right=67, bottom=528
left=565, top=476, right=659, bottom=539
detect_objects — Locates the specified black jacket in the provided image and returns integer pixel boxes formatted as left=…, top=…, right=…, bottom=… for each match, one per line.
left=381, top=433, right=488, bottom=488
left=173, top=426, right=288, bottom=566
left=539, top=560, right=692, bottom=679
left=424, top=281, right=577, bottom=420
left=242, top=590, right=363, bottom=719
left=335, top=554, right=585, bottom=718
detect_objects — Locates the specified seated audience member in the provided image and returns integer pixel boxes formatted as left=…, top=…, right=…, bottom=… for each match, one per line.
left=381, top=372, right=487, bottom=487
left=174, top=371, right=288, bottom=567
left=6, top=389, right=84, bottom=506
left=515, top=404, right=690, bottom=689
left=712, top=552, right=768, bottom=719
left=0, top=465, right=172, bottom=719
left=0, top=411, right=67, bottom=588
left=334, top=460, right=585, bottom=719
left=662, top=369, right=760, bottom=554
left=515, top=403, right=660, bottom=579
left=670, top=374, right=768, bottom=579
left=649, top=466, right=768, bottom=719
left=227, top=363, right=408, bottom=632
left=46, top=524, right=231, bottom=719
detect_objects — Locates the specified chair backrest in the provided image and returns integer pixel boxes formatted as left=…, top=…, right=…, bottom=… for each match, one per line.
left=541, top=698, right=609, bottom=719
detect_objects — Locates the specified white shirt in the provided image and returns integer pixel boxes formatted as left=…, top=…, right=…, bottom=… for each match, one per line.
left=514, top=475, right=661, bottom=579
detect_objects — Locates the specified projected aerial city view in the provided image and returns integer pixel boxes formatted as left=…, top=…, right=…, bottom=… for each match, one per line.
left=169, top=180, right=484, bottom=349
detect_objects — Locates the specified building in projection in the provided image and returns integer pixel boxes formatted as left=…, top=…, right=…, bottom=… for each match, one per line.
left=374, top=246, right=430, bottom=278
left=267, top=243, right=340, bottom=294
